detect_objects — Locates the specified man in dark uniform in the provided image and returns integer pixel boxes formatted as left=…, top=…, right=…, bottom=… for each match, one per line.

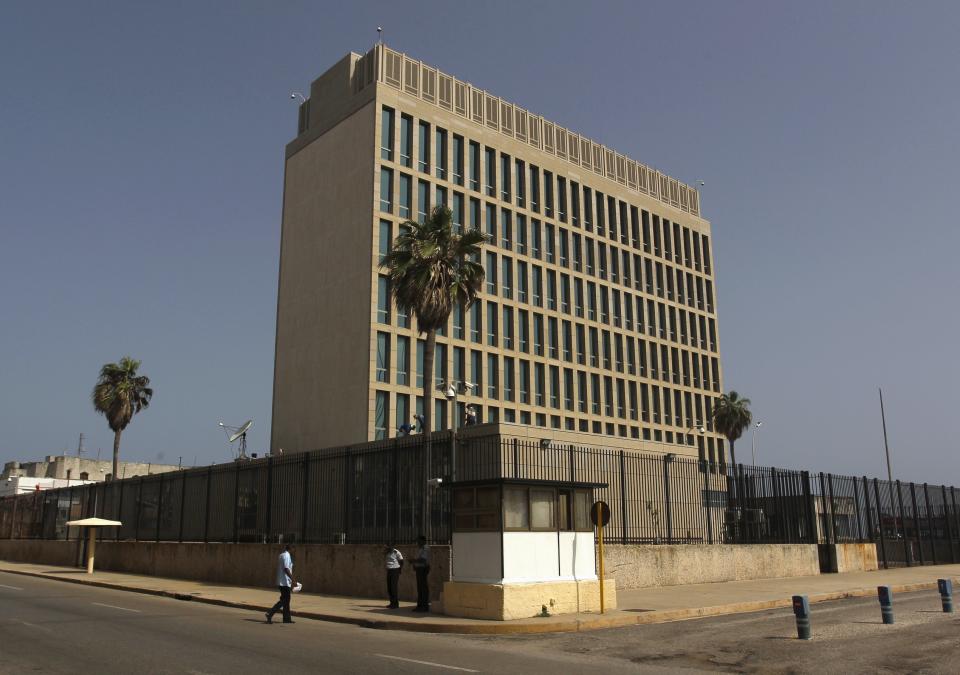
left=412, top=535, right=431, bottom=612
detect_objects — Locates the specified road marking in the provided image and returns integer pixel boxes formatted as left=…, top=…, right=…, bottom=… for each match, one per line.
left=375, top=654, right=479, bottom=672
left=91, top=602, right=141, bottom=613
left=19, top=621, right=52, bottom=633
left=0, top=584, right=23, bottom=591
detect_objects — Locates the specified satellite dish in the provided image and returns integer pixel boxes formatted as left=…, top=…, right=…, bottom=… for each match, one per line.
left=229, top=420, right=253, bottom=444
left=219, top=419, right=253, bottom=460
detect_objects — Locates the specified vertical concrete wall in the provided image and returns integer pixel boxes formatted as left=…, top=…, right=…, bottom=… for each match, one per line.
left=604, top=544, right=822, bottom=589
left=820, top=543, right=879, bottom=573
left=0, top=541, right=449, bottom=602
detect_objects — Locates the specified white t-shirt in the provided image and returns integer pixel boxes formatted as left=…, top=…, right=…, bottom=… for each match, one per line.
left=276, top=550, right=293, bottom=587
left=385, top=548, right=403, bottom=569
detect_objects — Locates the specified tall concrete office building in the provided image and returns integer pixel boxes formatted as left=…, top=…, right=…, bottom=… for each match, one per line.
left=272, top=45, right=725, bottom=465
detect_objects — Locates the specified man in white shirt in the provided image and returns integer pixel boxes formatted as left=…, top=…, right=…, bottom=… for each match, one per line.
left=384, top=543, right=403, bottom=608
left=266, top=544, right=296, bottom=624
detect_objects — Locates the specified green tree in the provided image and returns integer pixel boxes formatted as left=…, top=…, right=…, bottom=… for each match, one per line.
left=92, top=356, right=153, bottom=480
left=381, top=206, right=486, bottom=435
left=711, top=391, right=753, bottom=472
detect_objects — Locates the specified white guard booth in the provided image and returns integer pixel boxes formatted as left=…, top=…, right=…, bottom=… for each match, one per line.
left=442, top=478, right=616, bottom=620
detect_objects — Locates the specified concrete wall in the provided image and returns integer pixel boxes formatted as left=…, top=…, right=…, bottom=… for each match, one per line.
left=604, top=544, right=821, bottom=589
left=0, top=540, right=449, bottom=602
left=820, top=543, right=879, bottom=573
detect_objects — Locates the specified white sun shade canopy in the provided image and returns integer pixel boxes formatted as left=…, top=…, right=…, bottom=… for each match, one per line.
left=65, top=518, right=122, bottom=527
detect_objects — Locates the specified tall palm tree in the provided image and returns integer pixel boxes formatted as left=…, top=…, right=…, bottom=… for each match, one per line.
left=381, top=206, right=486, bottom=436
left=92, top=356, right=153, bottom=480
left=711, top=390, right=752, bottom=473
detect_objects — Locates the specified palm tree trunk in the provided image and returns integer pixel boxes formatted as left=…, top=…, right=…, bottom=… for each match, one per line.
left=112, top=429, right=122, bottom=481
left=421, top=329, right=436, bottom=537
left=728, top=438, right=738, bottom=472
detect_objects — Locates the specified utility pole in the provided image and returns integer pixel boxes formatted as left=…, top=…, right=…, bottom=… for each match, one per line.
left=879, top=388, right=893, bottom=484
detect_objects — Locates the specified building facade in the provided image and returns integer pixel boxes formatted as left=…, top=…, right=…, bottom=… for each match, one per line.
left=2, top=455, right=184, bottom=484
left=272, top=45, right=725, bottom=466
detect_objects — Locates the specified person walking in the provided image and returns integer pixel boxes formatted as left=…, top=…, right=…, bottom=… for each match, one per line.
left=384, top=543, right=404, bottom=608
left=266, top=544, right=296, bottom=624
left=412, top=535, right=431, bottom=612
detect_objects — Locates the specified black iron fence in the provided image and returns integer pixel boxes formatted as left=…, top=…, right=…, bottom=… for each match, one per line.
left=2, top=431, right=959, bottom=570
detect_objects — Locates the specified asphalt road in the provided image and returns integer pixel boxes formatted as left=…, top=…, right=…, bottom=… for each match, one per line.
left=1, top=571, right=958, bottom=674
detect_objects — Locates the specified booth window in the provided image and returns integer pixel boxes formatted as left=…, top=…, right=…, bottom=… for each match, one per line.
left=503, top=487, right=529, bottom=530
left=453, top=486, right=499, bottom=531
left=559, top=488, right=593, bottom=531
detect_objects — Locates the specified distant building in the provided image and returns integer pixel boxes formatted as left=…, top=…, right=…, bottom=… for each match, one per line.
left=1, top=454, right=184, bottom=485
left=0, top=476, right=94, bottom=498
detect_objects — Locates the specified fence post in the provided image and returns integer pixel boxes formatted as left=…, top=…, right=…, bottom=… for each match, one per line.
left=203, top=466, right=212, bottom=544
left=300, top=453, right=310, bottom=544
left=512, top=438, right=519, bottom=478
left=801, top=471, right=816, bottom=544
left=619, top=450, right=627, bottom=544
left=343, top=449, right=353, bottom=544
left=818, top=473, right=831, bottom=544
left=568, top=444, right=576, bottom=483
left=862, top=477, right=874, bottom=541
left=873, top=478, right=888, bottom=569
left=895, top=480, right=910, bottom=566
left=178, top=471, right=187, bottom=543
left=923, top=483, right=937, bottom=565
left=950, top=485, right=960, bottom=564
left=827, top=473, right=839, bottom=542
left=155, top=474, right=164, bottom=543
left=134, top=479, right=143, bottom=542
left=265, top=457, right=274, bottom=542
left=116, top=480, right=124, bottom=541
left=663, top=456, right=673, bottom=544
left=851, top=477, right=864, bottom=542
left=943, top=485, right=957, bottom=564
left=703, top=462, right=714, bottom=544
left=232, top=462, right=241, bottom=544
left=909, top=482, right=925, bottom=565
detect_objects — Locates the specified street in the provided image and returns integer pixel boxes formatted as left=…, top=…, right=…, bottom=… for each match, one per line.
left=1, top=571, right=957, bottom=674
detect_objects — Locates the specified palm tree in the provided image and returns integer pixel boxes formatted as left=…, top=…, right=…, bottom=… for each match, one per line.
left=381, top=206, right=486, bottom=436
left=711, top=390, right=752, bottom=473
left=92, top=356, right=153, bottom=480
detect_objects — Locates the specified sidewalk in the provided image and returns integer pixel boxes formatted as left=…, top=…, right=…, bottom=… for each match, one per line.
left=1, top=560, right=957, bottom=635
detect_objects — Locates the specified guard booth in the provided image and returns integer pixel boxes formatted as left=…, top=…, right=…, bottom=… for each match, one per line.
left=443, top=478, right=617, bottom=620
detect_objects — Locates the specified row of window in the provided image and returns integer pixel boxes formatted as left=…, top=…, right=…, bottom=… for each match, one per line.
left=376, top=316, right=720, bottom=392
left=377, top=179, right=716, bottom=318
left=376, top=274, right=719, bottom=368
left=380, top=106, right=712, bottom=273
left=375, top=332, right=719, bottom=430
left=372, top=389, right=726, bottom=465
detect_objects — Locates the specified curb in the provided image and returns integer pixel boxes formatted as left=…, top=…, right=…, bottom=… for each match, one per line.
left=1, top=566, right=956, bottom=635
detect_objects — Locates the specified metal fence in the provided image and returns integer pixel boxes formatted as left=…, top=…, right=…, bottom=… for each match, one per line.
left=2, top=431, right=959, bottom=570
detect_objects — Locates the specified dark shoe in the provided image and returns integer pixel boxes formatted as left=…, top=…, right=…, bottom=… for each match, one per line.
left=388, top=603, right=399, bottom=609
left=265, top=613, right=273, bottom=624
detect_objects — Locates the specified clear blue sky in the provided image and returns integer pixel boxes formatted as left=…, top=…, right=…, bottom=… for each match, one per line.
left=2, top=1, right=958, bottom=483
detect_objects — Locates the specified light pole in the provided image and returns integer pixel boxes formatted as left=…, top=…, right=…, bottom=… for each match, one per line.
left=444, top=380, right=477, bottom=483
left=750, top=422, right=763, bottom=466
left=751, top=421, right=763, bottom=466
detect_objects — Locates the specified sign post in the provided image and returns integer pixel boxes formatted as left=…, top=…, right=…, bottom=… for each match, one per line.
left=591, top=500, right=611, bottom=614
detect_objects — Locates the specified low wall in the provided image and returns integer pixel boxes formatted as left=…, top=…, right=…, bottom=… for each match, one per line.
left=604, top=544, right=821, bottom=589
left=0, top=540, right=449, bottom=602
left=820, top=543, right=878, bottom=573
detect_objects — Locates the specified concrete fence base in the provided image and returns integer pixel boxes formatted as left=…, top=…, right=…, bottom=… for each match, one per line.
left=0, top=540, right=450, bottom=602
left=603, top=544, right=823, bottom=589
left=0, top=540, right=880, bottom=598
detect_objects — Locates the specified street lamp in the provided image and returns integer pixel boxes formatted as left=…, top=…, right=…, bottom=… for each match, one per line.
left=751, top=421, right=763, bottom=466
left=444, top=380, right=477, bottom=483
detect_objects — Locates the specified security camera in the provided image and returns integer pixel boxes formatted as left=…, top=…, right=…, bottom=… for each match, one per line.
left=427, top=478, right=443, bottom=487
left=290, top=93, right=296, bottom=99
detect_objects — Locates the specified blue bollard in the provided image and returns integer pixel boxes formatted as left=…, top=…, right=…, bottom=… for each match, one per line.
left=938, top=579, right=954, bottom=613
left=878, top=585, right=894, bottom=624
left=792, top=595, right=811, bottom=640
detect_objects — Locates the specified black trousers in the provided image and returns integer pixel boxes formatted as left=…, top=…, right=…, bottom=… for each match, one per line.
left=386, top=568, right=401, bottom=607
left=415, top=565, right=431, bottom=609
left=269, top=585, right=292, bottom=622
